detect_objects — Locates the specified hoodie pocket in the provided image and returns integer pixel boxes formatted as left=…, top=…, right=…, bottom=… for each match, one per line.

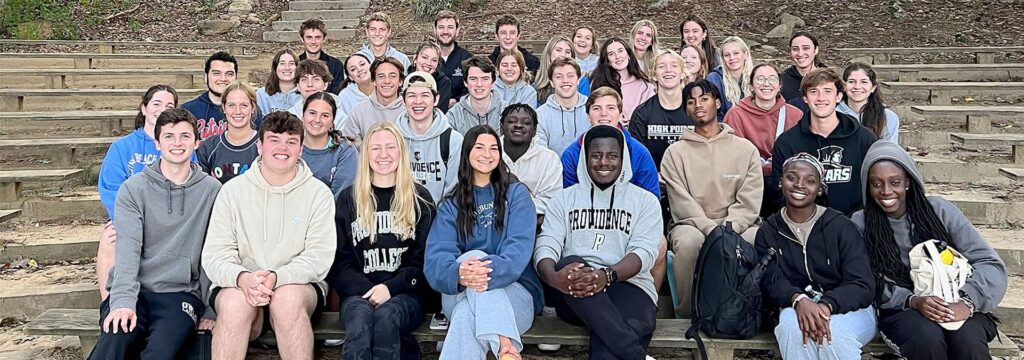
left=139, top=252, right=192, bottom=291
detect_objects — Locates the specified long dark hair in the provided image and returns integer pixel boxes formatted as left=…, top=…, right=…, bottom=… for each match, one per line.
left=790, top=31, right=827, bottom=68
left=302, top=92, right=343, bottom=148
left=679, top=15, right=716, bottom=65
left=863, top=160, right=952, bottom=288
left=451, top=125, right=511, bottom=241
left=340, top=53, right=372, bottom=91
left=843, top=62, right=888, bottom=139
left=265, top=49, right=299, bottom=95
left=590, top=37, right=649, bottom=94
left=134, top=84, right=179, bottom=130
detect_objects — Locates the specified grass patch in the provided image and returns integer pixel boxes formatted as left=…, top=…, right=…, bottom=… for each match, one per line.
left=1, top=0, right=139, bottom=40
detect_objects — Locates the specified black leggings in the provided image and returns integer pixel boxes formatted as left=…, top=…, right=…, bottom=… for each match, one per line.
left=879, top=308, right=998, bottom=360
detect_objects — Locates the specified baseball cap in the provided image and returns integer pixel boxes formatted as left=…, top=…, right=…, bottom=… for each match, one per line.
left=402, top=71, right=438, bottom=93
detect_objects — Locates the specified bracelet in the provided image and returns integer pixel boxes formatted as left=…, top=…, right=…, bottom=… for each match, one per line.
left=602, top=268, right=613, bottom=291
left=792, top=294, right=810, bottom=308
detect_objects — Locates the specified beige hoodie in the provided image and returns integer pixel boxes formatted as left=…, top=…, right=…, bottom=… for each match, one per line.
left=661, top=123, right=762, bottom=235
left=202, top=157, right=337, bottom=295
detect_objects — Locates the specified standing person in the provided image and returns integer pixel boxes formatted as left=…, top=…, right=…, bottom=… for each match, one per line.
left=409, top=42, right=453, bottom=113
left=838, top=63, right=900, bottom=143
left=499, top=104, right=562, bottom=217
left=287, top=59, right=348, bottom=131
left=724, top=63, right=803, bottom=217
left=434, top=10, right=474, bottom=107
left=629, top=19, right=661, bottom=72
left=338, top=53, right=375, bottom=114
left=358, top=12, right=412, bottom=71
left=89, top=109, right=220, bottom=360
left=536, top=58, right=590, bottom=154
left=96, top=85, right=178, bottom=300
left=771, top=68, right=877, bottom=215
left=663, top=79, right=762, bottom=318
left=629, top=49, right=695, bottom=168
left=301, top=92, right=359, bottom=198
left=342, top=57, right=407, bottom=141
left=256, top=49, right=301, bottom=114
left=589, top=38, right=655, bottom=125
left=298, top=18, right=345, bottom=93
left=572, top=26, right=599, bottom=76
left=679, top=15, right=719, bottom=69
left=680, top=44, right=709, bottom=84
left=202, top=112, right=336, bottom=360
left=197, top=82, right=261, bottom=184
left=487, top=15, right=540, bottom=75
left=781, top=32, right=824, bottom=105
left=331, top=122, right=436, bottom=360
left=448, top=56, right=509, bottom=135
left=534, top=35, right=576, bottom=105
left=493, top=48, right=537, bottom=107
left=852, top=141, right=1007, bottom=360
left=706, top=36, right=753, bottom=120
left=395, top=72, right=463, bottom=203
left=182, top=51, right=237, bottom=141
left=758, top=154, right=877, bottom=359
left=424, top=125, right=542, bottom=360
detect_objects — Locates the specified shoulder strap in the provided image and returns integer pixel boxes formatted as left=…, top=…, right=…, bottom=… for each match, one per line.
left=440, top=127, right=453, bottom=168
left=775, top=107, right=788, bottom=139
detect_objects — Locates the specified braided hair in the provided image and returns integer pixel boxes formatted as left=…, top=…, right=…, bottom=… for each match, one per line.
left=863, top=160, right=953, bottom=288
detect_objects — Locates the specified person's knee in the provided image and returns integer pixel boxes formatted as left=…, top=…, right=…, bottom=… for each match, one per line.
left=898, top=331, right=946, bottom=357
left=773, top=308, right=801, bottom=340
left=214, top=288, right=257, bottom=323
left=457, top=249, right=489, bottom=262
left=946, top=332, right=991, bottom=357
left=739, top=225, right=758, bottom=244
left=268, top=285, right=316, bottom=326
left=656, top=237, right=668, bottom=264
left=669, top=226, right=704, bottom=254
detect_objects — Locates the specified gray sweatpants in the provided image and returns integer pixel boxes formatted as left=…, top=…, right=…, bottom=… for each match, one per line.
left=439, top=250, right=535, bottom=360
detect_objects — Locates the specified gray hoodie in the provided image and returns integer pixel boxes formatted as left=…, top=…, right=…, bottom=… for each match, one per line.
left=396, top=109, right=464, bottom=203
left=536, top=94, right=590, bottom=155
left=533, top=127, right=662, bottom=304
left=358, top=43, right=411, bottom=71
left=108, top=161, right=221, bottom=318
left=493, top=80, right=538, bottom=108
left=341, top=94, right=406, bottom=141
left=446, top=94, right=508, bottom=135
left=851, top=141, right=1007, bottom=312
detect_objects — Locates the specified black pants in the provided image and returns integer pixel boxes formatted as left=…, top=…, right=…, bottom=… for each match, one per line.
left=89, top=291, right=203, bottom=360
left=879, top=308, right=998, bottom=360
left=339, top=294, right=424, bottom=360
left=552, top=256, right=656, bottom=360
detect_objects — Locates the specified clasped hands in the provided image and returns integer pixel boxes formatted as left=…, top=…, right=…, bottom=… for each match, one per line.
left=552, top=263, right=608, bottom=298
left=238, top=270, right=277, bottom=307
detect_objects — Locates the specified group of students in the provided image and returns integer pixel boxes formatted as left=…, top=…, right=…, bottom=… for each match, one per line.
left=87, top=9, right=1007, bottom=360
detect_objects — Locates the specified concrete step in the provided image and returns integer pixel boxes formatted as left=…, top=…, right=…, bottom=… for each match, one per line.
left=0, top=208, right=20, bottom=223
left=1, top=223, right=103, bottom=264
left=0, top=262, right=97, bottom=320
left=0, top=88, right=204, bottom=112
left=1001, top=168, right=1024, bottom=181
left=0, top=111, right=135, bottom=138
left=271, top=18, right=360, bottom=32
left=264, top=29, right=357, bottom=42
left=0, top=137, right=114, bottom=168
left=1, top=53, right=269, bottom=71
left=288, top=0, right=369, bottom=10
left=995, top=275, right=1024, bottom=336
left=14, top=190, right=105, bottom=222
left=0, top=68, right=204, bottom=90
left=280, top=9, right=365, bottom=21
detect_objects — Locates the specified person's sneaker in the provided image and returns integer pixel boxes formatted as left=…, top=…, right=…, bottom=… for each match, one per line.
left=323, top=339, right=344, bottom=347
left=435, top=340, right=444, bottom=352
left=646, top=356, right=657, bottom=360
left=537, top=307, right=562, bottom=351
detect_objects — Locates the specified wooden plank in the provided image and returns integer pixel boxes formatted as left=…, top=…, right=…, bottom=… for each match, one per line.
left=836, top=46, right=1024, bottom=54
left=911, top=106, right=1024, bottom=116
left=0, top=111, right=137, bottom=122
left=0, top=39, right=267, bottom=48
left=0, top=69, right=204, bottom=76
left=0, top=88, right=205, bottom=96
left=1000, top=168, right=1024, bottom=181
left=0, top=169, right=83, bottom=183
left=0, top=52, right=260, bottom=60
left=874, top=63, right=1024, bottom=70
left=951, top=133, right=1024, bottom=146
left=0, top=208, right=20, bottom=223
left=881, top=82, right=1024, bottom=90
left=0, top=137, right=115, bottom=150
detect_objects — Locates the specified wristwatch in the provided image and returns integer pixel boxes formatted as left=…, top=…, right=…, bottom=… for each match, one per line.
left=959, top=290, right=977, bottom=314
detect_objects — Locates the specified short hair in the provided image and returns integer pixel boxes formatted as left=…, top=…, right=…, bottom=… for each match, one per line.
left=204, top=51, right=238, bottom=74
left=800, top=68, right=844, bottom=95
left=154, top=108, right=199, bottom=140
left=584, top=125, right=625, bottom=153
left=494, top=15, right=519, bottom=33
left=548, top=57, right=581, bottom=79
left=370, top=57, right=406, bottom=82
left=682, top=79, right=722, bottom=102
left=259, top=111, right=305, bottom=143
left=365, top=12, right=392, bottom=29
left=496, top=48, right=532, bottom=83
left=500, top=103, right=538, bottom=125
left=296, top=59, right=334, bottom=84
left=299, top=18, right=327, bottom=38
left=460, top=56, right=496, bottom=82
left=434, top=10, right=459, bottom=28
left=586, top=86, right=623, bottom=113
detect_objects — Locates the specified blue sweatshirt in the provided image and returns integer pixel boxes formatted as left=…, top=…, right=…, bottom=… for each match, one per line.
left=98, top=128, right=160, bottom=220
left=182, top=92, right=226, bottom=142
left=424, top=182, right=543, bottom=314
left=705, top=67, right=737, bottom=121
left=301, top=139, right=359, bottom=199
left=560, top=127, right=660, bottom=198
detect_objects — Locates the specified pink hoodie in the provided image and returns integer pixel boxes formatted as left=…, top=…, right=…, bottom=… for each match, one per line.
left=723, top=95, right=803, bottom=176
left=620, top=77, right=656, bottom=123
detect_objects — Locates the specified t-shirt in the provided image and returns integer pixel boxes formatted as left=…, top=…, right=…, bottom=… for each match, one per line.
left=627, top=96, right=694, bottom=168
left=195, top=131, right=260, bottom=184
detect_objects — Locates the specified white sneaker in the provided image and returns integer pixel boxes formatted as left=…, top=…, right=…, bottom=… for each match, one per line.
left=538, top=307, right=561, bottom=351
left=324, top=339, right=344, bottom=347
left=646, top=356, right=657, bottom=360
left=436, top=340, right=444, bottom=352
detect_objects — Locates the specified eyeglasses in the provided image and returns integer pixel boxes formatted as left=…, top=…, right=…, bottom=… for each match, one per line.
left=754, top=76, right=780, bottom=85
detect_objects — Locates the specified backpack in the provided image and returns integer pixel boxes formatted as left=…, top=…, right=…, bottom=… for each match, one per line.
left=439, top=127, right=452, bottom=168
left=685, top=222, right=774, bottom=357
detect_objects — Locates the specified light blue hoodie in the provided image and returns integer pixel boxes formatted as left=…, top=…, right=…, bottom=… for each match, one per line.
left=836, top=101, right=901, bottom=144
left=98, top=128, right=160, bottom=219
left=493, top=80, right=538, bottom=108
left=536, top=94, right=589, bottom=155
left=358, top=43, right=411, bottom=72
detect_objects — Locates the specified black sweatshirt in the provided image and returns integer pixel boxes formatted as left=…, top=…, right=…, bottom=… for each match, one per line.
left=756, top=207, right=875, bottom=314
left=627, top=95, right=694, bottom=168
left=329, top=184, right=436, bottom=298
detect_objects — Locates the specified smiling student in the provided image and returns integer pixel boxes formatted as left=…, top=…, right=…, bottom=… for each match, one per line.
left=534, top=35, right=576, bottom=105
left=395, top=71, right=463, bottom=203
left=838, top=63, right=900, bottom=144
left=338, top=53, right=374, bottom=114
left=589, top=38, right=655, bottom=125
left=358, top=12, right=411, bottom=71
left=342, top=57, right=407, bottom=141
left=680, top=44, right=709, bottom=83
left=705, top=36, right=753, bottom=120
left=629, top=19, right=661, bottom=72
left=679, top=15, right=719, bottom=69
left=257, top=49, right=301, bottom=114
left=434, top=11, right=475, bottom=105
left=300, top=92, right=358, bottom=198
left=286, top=59, right=347, bottom=131
left=487, top=15, right=540, bottom=76
left=298, top=18, right=346, bottom=93
left=197, top=82, right=261, bottom=184
left=494, top=48, right=537, bottom=107
left=448, top=56, right=510, bottom=135
left=536, top=58, right=590, bottom=154
left=409, top=42, right=453, bottom=113
left=781, top=32, right=824, bottom=104
left=572, top=26, right=599, bottom=76
left=182, top=51, right=237, bottom=141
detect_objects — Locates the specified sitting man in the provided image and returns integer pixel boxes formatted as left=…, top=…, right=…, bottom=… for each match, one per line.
left=201, top=111, right=337, bottom=360
left=500, top=103, right=562, bottom=223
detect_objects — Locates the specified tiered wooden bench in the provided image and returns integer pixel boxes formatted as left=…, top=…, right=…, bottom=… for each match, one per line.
left=836, top=46, right=1024, bottom=64
left=874, top=63, right=1024, bottom=82
left=881, top=82, right=1024, bottom=105
left=1, top=53, right=267, bottom=70
left=951, top=133, right=1024, bottom=164
left=0, top=39, right=270, bottom=55
left=0, top=88, right=204, bottom=112
left=0, top=208, right=21, bottom=223
left=0, top=169, right=83, bottom=202
left=911, top=106, right=1024, bottom=133
left=0, top=137, right=115, bottom=166
left=0, top=111, right=136, bottom=136
left=999, top=168, right=1024, bottom=181
left=0, top=69, right=205, bottom=89
left=26, top=309, right=1020, bottom=360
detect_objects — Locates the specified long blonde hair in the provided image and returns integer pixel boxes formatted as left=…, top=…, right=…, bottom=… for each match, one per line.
left=717, top=36, right=754, bottom=104
left=629, top=19, right=661, bottom=73
left=354, top=122, right=424, bottom=243
left=534, top=35, right=576, bottom=93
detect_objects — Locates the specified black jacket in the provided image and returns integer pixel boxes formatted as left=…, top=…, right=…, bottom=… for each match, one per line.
left=780, top=65, right=803, bottom=102
left=756, top=207, right=875, bottom=314
left=441, top=42, right=475, bottom=100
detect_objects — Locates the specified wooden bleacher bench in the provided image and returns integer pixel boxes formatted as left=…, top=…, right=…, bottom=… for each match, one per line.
left=25, top=308, right=1021, bottom=360
left=951, top=132, right=1024, bottom=164
left=0, top=208, right=21, bottom=223
left=999, top=168, right=1024, bottom=181
left=0, top=88, right=204, bottom=112
left=0, top=111, right=136, bottom=136
left=0, top=169, right=83, bottom=202
left=0, top=69, right=205, bottom=90
left=873, top=63, right=1024, bottom=81
left=0, top=53, right=266, bottom=70
left=0, top=39, right=269, bottom=55
left=0, top=137, right=115, bottom=166
left=881, top=82, right=1024, bottom=105
left=911, top=105, right=1024, bottom=133
left=836, top=46, right=1024, bottom=64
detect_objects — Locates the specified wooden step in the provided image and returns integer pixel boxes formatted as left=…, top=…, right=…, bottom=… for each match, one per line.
left=883, top=81, right=1024, bottom=105
left=911, top=105, right=1024, bottom=133
left=836, top=46, right=1024, bottom=64
left=875, top=63, right=1024, bottom=81
left=0, top=39, right=268, bottom=55
left=0, top=137, right=114, bottom=166
left=0, top=88, right=204, bottom=112
left=0, top=68, right=204, bottom=89
left=0, top=169, right=84, bottom=202
left=0, top=111, right=136, bottom=136
left=1000, top=168, right=1024, bottom=181
left=950, top=132, right=1024, bottom=164
left=0, top=208, right=20, bottom=223
left=0, top=52, right=267, bottom=70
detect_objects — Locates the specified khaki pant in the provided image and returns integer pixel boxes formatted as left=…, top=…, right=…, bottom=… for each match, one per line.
left=669, top=224, right=758, bottom=318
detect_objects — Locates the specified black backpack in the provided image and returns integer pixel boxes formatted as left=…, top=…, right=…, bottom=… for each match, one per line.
left=685, top=222, right=774, bottom=357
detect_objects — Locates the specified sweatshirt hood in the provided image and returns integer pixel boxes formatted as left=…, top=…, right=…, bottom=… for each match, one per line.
left=141, top=160, right=207, bottom=215
left=858, top=141, right=923, bottom=207
left=368, top=92, right=404, bottom=110
left=797, top=111, right=863, bottom=140
left=245, top=156, right=316, bottom=193
left=540, top=94, right=588, bottom=139
left=396, top=109, right=452, bottom=140
left=576, top=126, right=633, bottom=190
left=680, top=122, right=737, bottom=144
left=453, top=93, right=504, bottom=117
left=736, top=95, right=785, bottom=116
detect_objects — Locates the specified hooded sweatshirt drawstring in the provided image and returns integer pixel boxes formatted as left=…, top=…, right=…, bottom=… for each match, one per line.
left=166, top=181, right=173, bottom=214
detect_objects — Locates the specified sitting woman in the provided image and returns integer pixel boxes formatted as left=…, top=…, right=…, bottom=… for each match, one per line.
left=493, top=48, right=538, bottom=107
left=852, top=141, right=1007, bottom=360
left=300, top=92, right=358, bottom=198
left=330, top=122, right=436, bottom=360
left=757, top=153, right=876, bottom=359
left=424, top=125, right=542, bottom=360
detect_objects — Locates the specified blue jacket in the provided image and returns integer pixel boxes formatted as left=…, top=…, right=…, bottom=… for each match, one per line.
left=182, top=92, right=226, bottom=141
left=559, top=127, right=660, bottom=198
left=424, top=182, right=543, bottom=314
left=705, top=67, right=735, bottom=121
left=98, top=129, right=161, bottom=219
